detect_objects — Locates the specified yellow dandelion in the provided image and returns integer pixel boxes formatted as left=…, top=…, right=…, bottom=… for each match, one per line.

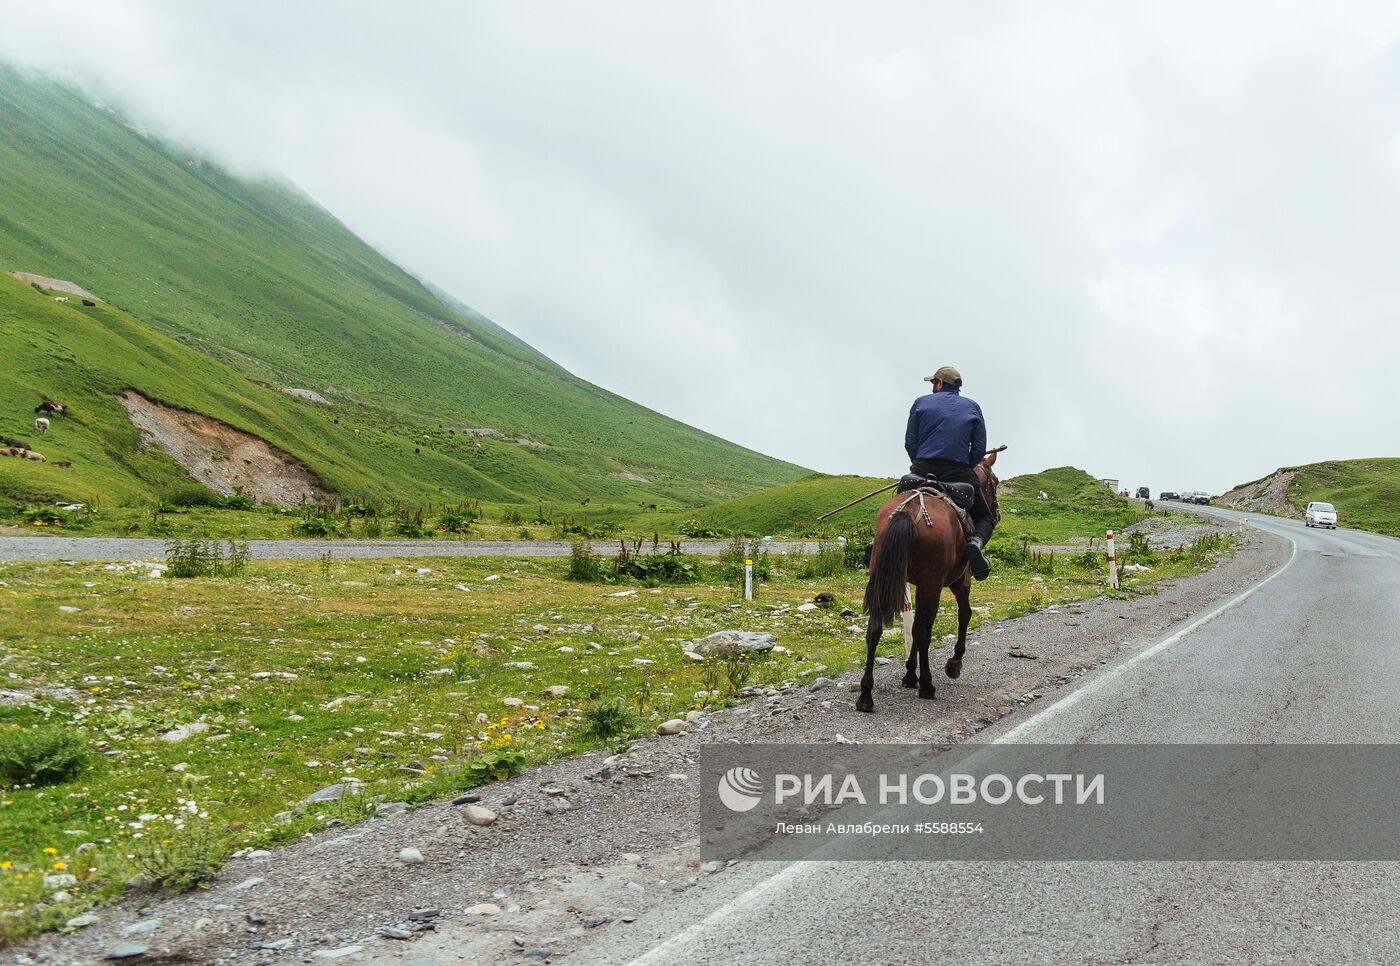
left=42, top=847, right=57, bottom=855
left=53, top=861, right=67, bottom=871
left=0, top=861, right=10, bottom=870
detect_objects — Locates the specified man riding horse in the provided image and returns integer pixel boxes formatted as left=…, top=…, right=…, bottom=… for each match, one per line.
left=905, top=365, right=996, bottom=579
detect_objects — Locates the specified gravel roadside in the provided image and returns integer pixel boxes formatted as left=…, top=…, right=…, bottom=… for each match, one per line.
left=12, top=522, right=1287, bottom=966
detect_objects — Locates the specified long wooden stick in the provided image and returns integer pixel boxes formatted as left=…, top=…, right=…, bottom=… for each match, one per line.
left=815, top=445, right=1009, bottom=521
left=816, top=481, right=898, bottom=521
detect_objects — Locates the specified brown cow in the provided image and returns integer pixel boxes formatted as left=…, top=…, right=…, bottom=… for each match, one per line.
left=22, top=450, right=46, bottom=462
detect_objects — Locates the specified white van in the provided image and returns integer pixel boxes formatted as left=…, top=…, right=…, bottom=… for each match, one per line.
left=1304, top=502, right=1338, bottom=529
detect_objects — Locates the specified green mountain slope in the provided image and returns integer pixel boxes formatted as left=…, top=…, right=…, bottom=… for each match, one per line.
left=1221, top=458, right=1400, bottom=537
left=0, top=66, right=803, bottom=506
left=631, top=466, right=1148, bottom=543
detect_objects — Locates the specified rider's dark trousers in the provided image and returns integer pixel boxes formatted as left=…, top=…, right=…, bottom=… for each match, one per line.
left=910, top=458, right=995, bottom=546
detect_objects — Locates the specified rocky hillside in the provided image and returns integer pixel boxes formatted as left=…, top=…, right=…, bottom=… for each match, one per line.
left=1220, top=458, right=1400, bottom=537
left=1217, top=468, right=1301, bottom=518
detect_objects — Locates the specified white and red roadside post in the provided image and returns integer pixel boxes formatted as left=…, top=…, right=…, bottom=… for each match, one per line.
left=902, top=585, right=915, bottom=659
left=1106, top=529, right=1119, bottom=589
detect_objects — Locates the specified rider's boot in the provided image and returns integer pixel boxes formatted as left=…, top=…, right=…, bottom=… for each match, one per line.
left=965, top=536, right=991, bottom=581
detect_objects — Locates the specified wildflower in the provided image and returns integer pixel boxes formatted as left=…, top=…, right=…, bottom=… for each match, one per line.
left=0, top=861, right=10, bottom=870
left=42, top=847, right=57, bottom=855
left=53, top=862, right=67, bottom=871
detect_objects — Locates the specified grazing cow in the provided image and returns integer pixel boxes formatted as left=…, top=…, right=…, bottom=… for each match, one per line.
left=22, top=450, right=45, bottom=462
left=1038, top=490, right=1048, bottom=500
left=0, top=435, right=33, bottom=450
left=81, top=299, right=96, bottom=307
left=54, top=296, right=68, bottom=303
left=53, top=460, right=72, bottom=468
left=34, top=417, right=50, bottom=435
left=35, top=401, right=65, bottom=416
left=0, top=448, right=16, bottom=457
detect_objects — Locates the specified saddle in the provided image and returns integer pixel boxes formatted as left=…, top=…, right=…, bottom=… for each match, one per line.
left=892, top=475, right=976, bottom=542
left=895, top=473, right=976, bottom=511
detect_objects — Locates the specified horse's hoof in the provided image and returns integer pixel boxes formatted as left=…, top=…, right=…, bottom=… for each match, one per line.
left=901, top=673, right=917, bottom=688
left=945, top=658, right=962, bottom=679
left=855, top=693, right=875, bottom=714
left=918, top=685, right=937, bottom=700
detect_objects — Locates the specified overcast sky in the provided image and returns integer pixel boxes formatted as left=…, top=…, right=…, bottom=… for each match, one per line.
left=4, top=1, right=1399, bottom=493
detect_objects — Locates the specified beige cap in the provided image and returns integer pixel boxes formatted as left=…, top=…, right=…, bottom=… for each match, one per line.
left=923, top=366, right=962, bottom=386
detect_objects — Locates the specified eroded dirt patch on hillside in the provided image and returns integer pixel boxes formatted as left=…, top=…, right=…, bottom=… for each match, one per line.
left=120, top=391, right=330, bottom=507
left=7, top=271, right=97, bottom=298
left=1219, top=468, right=1299, bottom=517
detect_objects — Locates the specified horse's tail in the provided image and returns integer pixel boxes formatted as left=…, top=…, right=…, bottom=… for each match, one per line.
left=863, top=511, right=915, bottom=628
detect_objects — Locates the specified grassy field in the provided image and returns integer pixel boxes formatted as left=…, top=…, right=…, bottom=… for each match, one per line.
left=0, top=536, right=1229, bottom=943
left=0, top=68, right=803, bottom=508
left=620, top=465, right=1152, bottom=544
left=1, top=460, right=1154, bottom=545
left=1288, top=459, right=1400, bottom=538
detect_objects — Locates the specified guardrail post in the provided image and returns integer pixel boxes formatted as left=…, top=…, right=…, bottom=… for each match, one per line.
left=1107, top=529, right=1119, bottom=589
left=744, top=558, right=753, bottom=601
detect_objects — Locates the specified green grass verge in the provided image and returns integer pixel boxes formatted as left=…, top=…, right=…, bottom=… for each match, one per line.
left=622, top=465, right=1152, bottom=545
left=1, top=463, right=1158, bottom=546
left=0, top=536, right=1230, bottom=942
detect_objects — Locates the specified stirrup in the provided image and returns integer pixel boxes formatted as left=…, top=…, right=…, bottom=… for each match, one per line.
left=965, top=541, right=991, bottom=581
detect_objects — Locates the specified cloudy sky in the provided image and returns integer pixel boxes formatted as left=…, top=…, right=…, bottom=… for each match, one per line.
left=3, top=1, right=1399, bottom=493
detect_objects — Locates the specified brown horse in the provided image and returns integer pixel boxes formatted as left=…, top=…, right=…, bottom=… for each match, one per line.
left=856, top=450, right=1002, bottom=713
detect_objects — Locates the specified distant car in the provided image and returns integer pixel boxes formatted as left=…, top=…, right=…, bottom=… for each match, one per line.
left=1305, top=501, right=1338, bottom=528
left=1159, top=491, right=1180, bottom=501
left=1136, top=486, right=1150, bottom=499
left=1192, top=492, right=1211, bottom=505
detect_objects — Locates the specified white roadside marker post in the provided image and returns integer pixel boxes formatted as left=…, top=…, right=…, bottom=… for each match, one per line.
left=1107, top=529, right=1119, bottom=589
left=902, top=585, right=915, bottom=660
left=744, top=558, right=753, bottom=601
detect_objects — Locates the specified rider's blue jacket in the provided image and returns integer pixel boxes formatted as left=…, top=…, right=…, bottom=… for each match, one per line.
left=905, top=386, right=986, bottom=467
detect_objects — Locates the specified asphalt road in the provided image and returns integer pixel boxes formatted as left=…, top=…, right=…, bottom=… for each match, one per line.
left=0, top=536, right=823, bottom=562
left=591, top=506, right=1400, bottom=965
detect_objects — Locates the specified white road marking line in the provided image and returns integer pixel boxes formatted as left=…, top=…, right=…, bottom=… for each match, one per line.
left=627, top=525, right=1300, bottom=965
left=995, top=530, right=1299, bottom=743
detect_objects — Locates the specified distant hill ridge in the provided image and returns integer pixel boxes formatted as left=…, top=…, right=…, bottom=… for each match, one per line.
left=1219, top=458, right=1400, bottom=537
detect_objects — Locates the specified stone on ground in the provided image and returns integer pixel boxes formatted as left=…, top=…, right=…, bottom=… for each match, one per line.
left=692, top=630, right=777, bottom=656
left=463, top=804, right=497, bottom=826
